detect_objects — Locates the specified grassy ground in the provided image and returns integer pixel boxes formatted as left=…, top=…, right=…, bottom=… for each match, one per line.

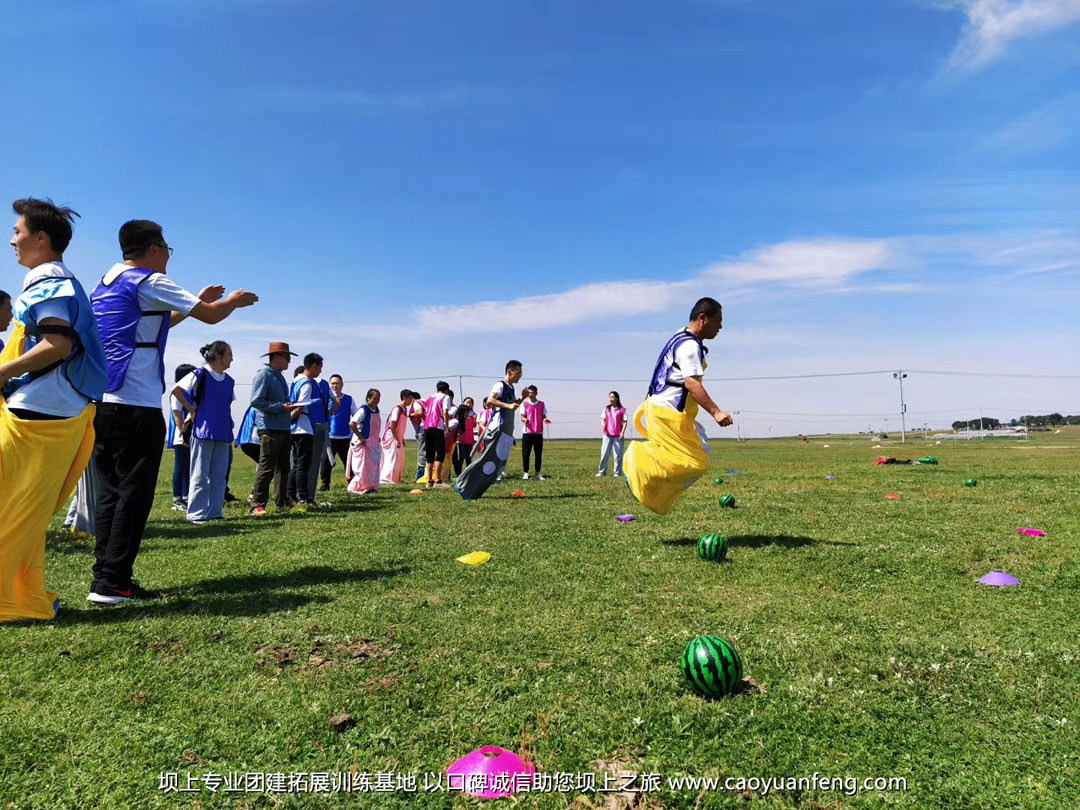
left=2, top=430, right=1078, bottom=809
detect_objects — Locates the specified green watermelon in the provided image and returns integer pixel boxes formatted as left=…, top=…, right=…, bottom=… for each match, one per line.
left=681, top=635, right=743, bottom=698
left=718, top=493, right=736, bottom=508
left=713, top=477, right=724, bottom=485
left=697, top=532, right=728, bottom=562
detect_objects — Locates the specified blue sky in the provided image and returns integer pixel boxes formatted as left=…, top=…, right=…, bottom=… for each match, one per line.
left=3, top=0, right=1079, bottom=436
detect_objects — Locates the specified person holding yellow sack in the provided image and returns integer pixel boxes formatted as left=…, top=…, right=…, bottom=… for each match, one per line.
left=1, top=198, right=108, bottom=623
left=624, top=297, right=732, bottom=515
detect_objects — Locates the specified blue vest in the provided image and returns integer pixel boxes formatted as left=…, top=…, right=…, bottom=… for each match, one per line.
left=91, top=267, right=170, bottom=394
left=5, top=275, right=108, bottom=402
left=329, top=393, right=354, bottom=436
left=235, top=406, right=258, bottom=446
left=190, top=368, right=234, bottom=442
left=289, top=377, right=317, bottom=432
left=307, top=378, right=330, bottom=424
left=647, top=329, right=707, bottom=412
left=356, top=403, right=378, bottom=440
left=167, top=401, right=190, bottom=449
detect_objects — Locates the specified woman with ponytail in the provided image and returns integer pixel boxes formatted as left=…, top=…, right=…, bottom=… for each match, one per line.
left=171, top=341, right=236, bottom=523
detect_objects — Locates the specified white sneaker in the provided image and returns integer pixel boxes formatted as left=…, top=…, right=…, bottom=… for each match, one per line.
left=522, top=473, right=530, bottom=480
left=596, top=472, right=605, bottom=477
left=535, top=474, right=545, bottom=480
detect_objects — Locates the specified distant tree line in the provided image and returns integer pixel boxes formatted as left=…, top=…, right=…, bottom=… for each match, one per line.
left=950, top=414, right=1080, bottom=430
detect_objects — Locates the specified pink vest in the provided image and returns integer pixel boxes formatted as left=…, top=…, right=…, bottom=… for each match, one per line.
left=604, top=406, right=626, bottom=436
left=459, top=412, right=477, bottom=444
left=423, top=394, right=449, bottom=430
left=384, top=404, right=408, bottom=441
left=523, top=400, right=546, bottom=434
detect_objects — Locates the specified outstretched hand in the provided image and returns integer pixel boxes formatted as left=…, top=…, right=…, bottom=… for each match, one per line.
left=197, top=285, right=225, bottom=303
left=228, top=289, right=259, bottom=308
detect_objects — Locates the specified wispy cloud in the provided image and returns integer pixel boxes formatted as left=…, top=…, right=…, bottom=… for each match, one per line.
left=252, top=84, right=479, bottom=116
left=941, top=0, right=1080, bottom=74
left=983, top=91, right=1080, bottom=151
left=414, top=238, right=901, bottom=333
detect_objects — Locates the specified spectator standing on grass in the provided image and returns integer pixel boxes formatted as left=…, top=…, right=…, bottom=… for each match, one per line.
left=171, top=341, right=236, bottom=524
left=408, top=390, right=425, bottom=482
left=320, top=373, right=354, bottom=490
left=88, top=218, right=257, bottom=605
left=520, top=385, right=551, bottom=480
left=0, top=199, right=107, bottom=622
left=623, top=297, right=732, bottom=515
left=168, top=363, right=196, bottom=511
left=452, top=397, right=477, bottom=477
left=249, top=342, right=298, bottom=516
left=597, top=391, right=627, bottom=477
left=286, top=352, right=324, bottom=508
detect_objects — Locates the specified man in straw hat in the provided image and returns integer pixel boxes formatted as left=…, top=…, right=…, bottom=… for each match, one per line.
left=249, top=341, right=300, bottom=515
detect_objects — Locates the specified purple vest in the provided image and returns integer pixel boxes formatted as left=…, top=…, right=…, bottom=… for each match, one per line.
left=91, top=267, right=170, bottom=394
left=192, top=369, right=235, bottom=442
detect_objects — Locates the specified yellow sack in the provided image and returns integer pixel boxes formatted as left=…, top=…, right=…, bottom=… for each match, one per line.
left=1, top=324, right=96, bottom=622
left=416, top=438, right=455, bottom=484
left=623, top=396, right=710, bottom=515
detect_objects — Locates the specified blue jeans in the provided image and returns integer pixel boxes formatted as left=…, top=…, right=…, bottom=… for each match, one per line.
left=598, top=435, right=624, bottom=476
left=172, top=445, right=191, bottom=500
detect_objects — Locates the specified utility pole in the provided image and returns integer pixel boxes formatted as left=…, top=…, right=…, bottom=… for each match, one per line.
left=734, top=410, right=741, bottom=442
left=893, top=370, right=908, bottom=444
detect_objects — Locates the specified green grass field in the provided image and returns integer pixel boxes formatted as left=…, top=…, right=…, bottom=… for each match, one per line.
left=3, top=431, right=1078, bottom=809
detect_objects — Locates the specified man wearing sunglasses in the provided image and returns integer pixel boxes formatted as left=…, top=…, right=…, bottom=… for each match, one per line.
left=88, top=219, right=258, bottom=606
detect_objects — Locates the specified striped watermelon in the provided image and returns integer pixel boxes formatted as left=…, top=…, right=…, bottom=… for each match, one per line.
left=697, top=532, right=728, bottom=562
left=681, top=635, right=742, bottom=698
left=718, top=493, right=736, bottom=508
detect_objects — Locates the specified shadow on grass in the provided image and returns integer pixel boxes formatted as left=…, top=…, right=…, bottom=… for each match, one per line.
left=662, top=535, right=856, bottom=549
left=53, top=565, right=408, bottom=625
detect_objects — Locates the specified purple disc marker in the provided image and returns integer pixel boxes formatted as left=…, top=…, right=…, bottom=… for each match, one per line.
left=977, top=570, right=1020, bottom=587
left=615, top=514, right=636, bottom=522
left=825, top=475, right=836, bottom=480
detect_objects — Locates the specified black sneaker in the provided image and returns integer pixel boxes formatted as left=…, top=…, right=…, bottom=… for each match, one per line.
left=128, top=581, right=165, bottom=600
left=318, top=484, right=330, bottom=492
left=223, top=491, right=238, bottom=502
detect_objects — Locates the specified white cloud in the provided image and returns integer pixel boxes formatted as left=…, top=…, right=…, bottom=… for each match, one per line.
left=414, top=238, right=899, bottom=334
left=942, top=0, right=1080, bottom=74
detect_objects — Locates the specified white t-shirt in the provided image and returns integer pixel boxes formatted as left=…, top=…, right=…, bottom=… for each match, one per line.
left=176, top=366, right=235, bottom=402
left=291, top=377, right=315, bottom=435
left=5, top=262, right=92, bottom=418
left=100, top=263, right=200, bottom=409
left=650, top=337, right=706, bottom=411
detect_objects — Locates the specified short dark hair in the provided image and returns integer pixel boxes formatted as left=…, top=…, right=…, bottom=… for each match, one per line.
left=689, top=297, right=722, bottom=321
left=526, top=385, right=538, bottom=394
left=436, top=380, right=450, bottom=393
left=411, top=390, right=422, bottom=399
left=366, top=388, right=380, bottom=401
left=293, top=365, right=305, bottom=376
left=304, top=353, right=323, bottom=368
left=399, top=388, right=412, bottom=400
left=13, top=198, right=80, bottom=255
left=505, top=360, right=522, bottom=372
left=0, top=289, right=10, bottom=306
left=119, top=219, right=165, bottom=259
left=329, top=374, right=343, bottom=383
left=175, top=363, right=197, bottom=383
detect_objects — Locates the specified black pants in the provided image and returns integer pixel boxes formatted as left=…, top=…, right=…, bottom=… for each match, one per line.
left=287, top=434, right=314, bottom=503
left=252, top=430, right=291, bottom=508
left=522, top=433, right=544, bottom=473
left=452, top=442, right=474, bottom=476
left=240, top=443, right=261, bottom=463
left=320, top=437, right=352, bottom=486
left=92, top=404, right=166, bottom=589
left=424, top=428, right=446, bottom=464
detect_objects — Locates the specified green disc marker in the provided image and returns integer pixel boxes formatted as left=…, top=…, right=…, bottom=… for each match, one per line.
left=718, top=493, right=736, bottom=508
left=697, top=532, right=728, bottom=562
left=964, top=478, right=977, bottom=487
left=681, top=635, right=743, bottom=698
